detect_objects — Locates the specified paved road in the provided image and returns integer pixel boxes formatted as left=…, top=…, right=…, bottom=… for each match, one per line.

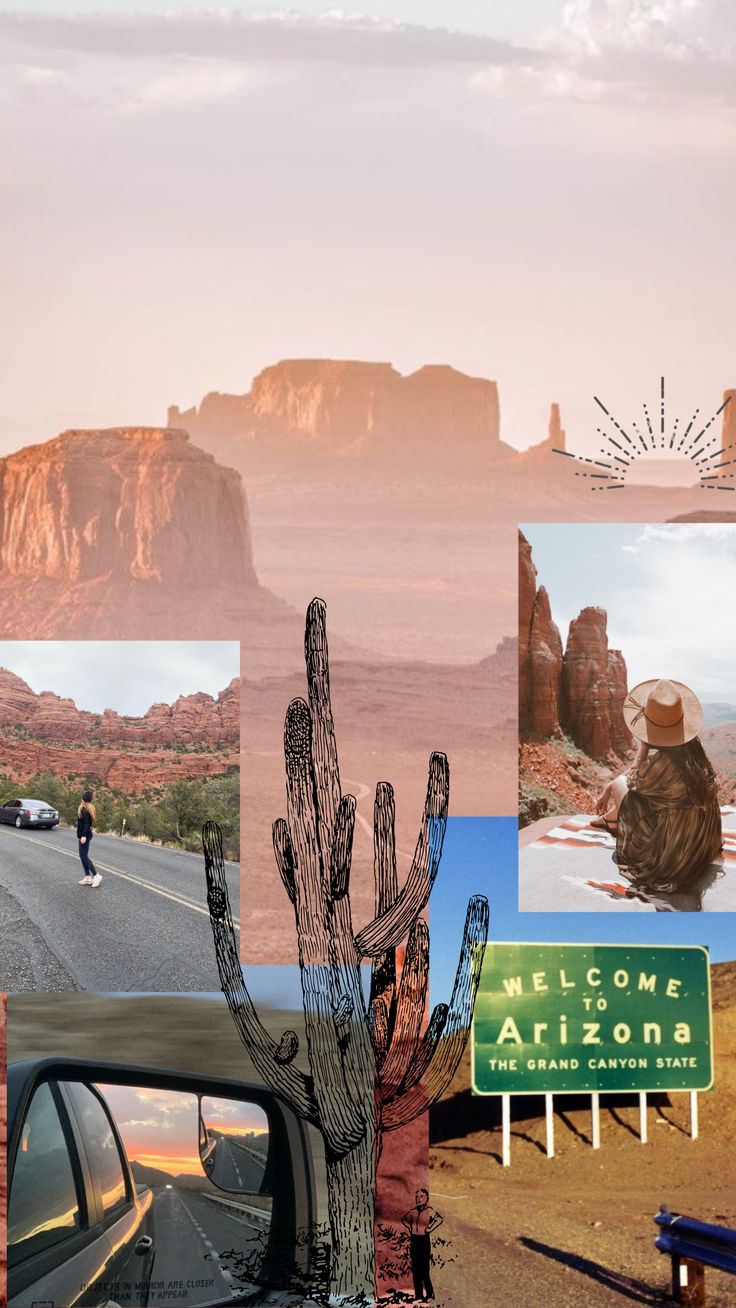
left=208, top=1135, right=267, bottom=1192
left=148, top=1186, right=265, bottom=1307
left=0, top=826, right=239, bottom=992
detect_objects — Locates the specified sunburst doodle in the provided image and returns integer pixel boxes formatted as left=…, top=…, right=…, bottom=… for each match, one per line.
left=553, top=379, right=734, bottom=492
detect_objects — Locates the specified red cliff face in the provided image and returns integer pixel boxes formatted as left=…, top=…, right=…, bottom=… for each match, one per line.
left=561, top=608, right=630, bottom=760
left=518, top=532, right=564, bottom=736
left=0, top=428, right=255, bottom=586
left=0, top=427, right=312, bottom=667
left=169, top=358, right=503, bottom=459
left=519, top=534, right=629, bottom=760
left=0, top=669, right=239, bottom=793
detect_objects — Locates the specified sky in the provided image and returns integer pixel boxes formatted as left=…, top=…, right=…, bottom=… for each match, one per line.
left=1, top=2, right=734, bottom=453
left=0, top=640, right=239, bottom=715
left=521, top=522, right=736, bottom=700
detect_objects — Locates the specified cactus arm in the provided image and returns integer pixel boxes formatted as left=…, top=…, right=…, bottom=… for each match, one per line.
left=397, top=1002, right=449, bottom=1094
left=368, top=782, right=397, bottom=1057
left=272, top=817, right=296, bottom=904
left=355, top=753, right=449, bottom=958
left=330, top=795, right=356, bottom=901
left=376, top=919, right=429, bottom=1100
left=305, top=597, right=342, bottom=857
left=381, top=895, right=489, bottom=1131
left=368, top=995, right=391, bottom=1063
left=202, top=821, right=319, bottom=1126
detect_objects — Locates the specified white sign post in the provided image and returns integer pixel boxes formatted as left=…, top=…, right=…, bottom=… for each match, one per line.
left=545, top=1093, right=555, bottom=1159
left=639, top=1091, right=648, bottom=1144
left=690, top=1090, right=699, bottom=1140
left=591, top=1092, right=601, bottom=1150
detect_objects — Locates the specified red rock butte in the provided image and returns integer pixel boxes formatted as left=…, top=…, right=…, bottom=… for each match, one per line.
left=168, top=358, right=513, bottom=459
left=0, top=426, right=306, bottom=662
left=0, top=665, right=239, bottom=793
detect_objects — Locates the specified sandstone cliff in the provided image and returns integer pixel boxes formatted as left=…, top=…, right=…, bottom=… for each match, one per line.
left=0, top=427, right=255, bottom=587
left=0, top=427, right=311, bottom=668
left=0, top=667, right=239, bottom=793
left=518, top=532, right=629, bottom=761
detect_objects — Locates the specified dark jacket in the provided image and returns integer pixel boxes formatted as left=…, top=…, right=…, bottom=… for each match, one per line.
left=76, top=806, right=94, bottom=840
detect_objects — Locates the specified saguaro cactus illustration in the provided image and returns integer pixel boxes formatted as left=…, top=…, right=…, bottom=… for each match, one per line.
left=204, top=598, right=489, bottom=1302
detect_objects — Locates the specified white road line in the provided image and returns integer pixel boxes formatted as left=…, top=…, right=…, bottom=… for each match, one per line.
left=0, top=828, right=241, bottom=929
left=173, top=1192, right=233, bottom=1293
left=342, top=778, right=415, bottom=862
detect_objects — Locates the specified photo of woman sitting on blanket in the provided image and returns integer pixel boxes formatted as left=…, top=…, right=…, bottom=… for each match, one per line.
left=593, top=678, right=723, bottom=896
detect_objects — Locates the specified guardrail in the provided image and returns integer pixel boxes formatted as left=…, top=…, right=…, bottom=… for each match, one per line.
left=201, top=1190, right=272, bottom=1229
left=655, top=1206, right=736, bottom=1305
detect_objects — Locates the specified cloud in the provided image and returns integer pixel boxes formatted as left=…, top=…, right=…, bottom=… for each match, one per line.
left=551, top=0, right=736, bottom=103
left=3, top=4, right=734, bottom=118
left=121, top=59, right=263, bottom=114
left=0, top=11, right=530, bottom=70
left=606, top=524, right=736, bottom=695
left=472, top=0, right=736, bottom=108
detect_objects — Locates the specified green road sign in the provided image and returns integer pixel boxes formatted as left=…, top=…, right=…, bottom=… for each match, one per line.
left=472, top=943, right=712, bottom=1094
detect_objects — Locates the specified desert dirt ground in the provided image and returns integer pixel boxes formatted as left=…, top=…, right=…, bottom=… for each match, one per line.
left=429, top=962, right=736, bottom=1307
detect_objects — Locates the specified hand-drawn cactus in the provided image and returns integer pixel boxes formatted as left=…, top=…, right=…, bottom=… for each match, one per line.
left=204, top=598, right=489, bottom=1302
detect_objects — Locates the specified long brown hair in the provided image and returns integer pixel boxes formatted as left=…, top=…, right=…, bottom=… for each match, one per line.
left=658, top=738, right=717, bottom=805
left=78, top=789, right=96, bottom=823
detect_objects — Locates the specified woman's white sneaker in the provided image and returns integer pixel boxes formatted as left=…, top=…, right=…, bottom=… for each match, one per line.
left=91, top=874, right=102, bottom=887
left=79, top=875, right=93, bottom=885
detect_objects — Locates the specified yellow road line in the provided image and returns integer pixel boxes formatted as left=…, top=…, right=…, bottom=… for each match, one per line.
left=0, top=829, right=241, bottom=930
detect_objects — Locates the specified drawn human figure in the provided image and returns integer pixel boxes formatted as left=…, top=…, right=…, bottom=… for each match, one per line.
left=402, top=1187, right=443, bottom=1302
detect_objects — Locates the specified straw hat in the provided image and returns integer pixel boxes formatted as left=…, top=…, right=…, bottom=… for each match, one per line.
left=622, top=678, right=703, bottom=747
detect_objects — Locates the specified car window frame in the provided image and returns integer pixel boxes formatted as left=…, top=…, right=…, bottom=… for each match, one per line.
left=62, top=1081, right=134, bottom=1230
left=7, top=1080, right=92, bottom=1286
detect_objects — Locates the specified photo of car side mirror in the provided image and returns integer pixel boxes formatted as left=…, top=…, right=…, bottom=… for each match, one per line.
left=6, top=1058, right=317, bottom=1308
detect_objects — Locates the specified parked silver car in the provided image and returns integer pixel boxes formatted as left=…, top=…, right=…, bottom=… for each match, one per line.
left=0, top=797, right=60, bottom=829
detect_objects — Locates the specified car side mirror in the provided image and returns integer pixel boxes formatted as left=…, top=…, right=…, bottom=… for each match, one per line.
left=198, top=1094, right=271, bottom=1194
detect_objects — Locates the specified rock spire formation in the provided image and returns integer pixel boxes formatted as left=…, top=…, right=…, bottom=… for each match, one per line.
left=723, top=389, right=736, bottom=457
left=519, top=532, right=563, bottom=736
left=548, top=402, right=565, bottom=451
left=518, top=530, right=629, bottom=761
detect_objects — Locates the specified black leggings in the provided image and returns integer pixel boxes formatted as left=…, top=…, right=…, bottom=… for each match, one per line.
left=78, top=835, right=97, bottom=876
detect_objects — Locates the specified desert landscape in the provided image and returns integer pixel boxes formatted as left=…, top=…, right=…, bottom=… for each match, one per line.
left=430, top=961, right=736, bottom=1307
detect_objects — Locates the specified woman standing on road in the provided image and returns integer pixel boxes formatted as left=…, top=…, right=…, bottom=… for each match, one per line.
left=77, top=790, right=101, bottom=888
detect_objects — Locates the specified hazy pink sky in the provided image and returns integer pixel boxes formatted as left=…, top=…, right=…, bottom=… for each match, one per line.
left=1, top=1, right=734, bottom=455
